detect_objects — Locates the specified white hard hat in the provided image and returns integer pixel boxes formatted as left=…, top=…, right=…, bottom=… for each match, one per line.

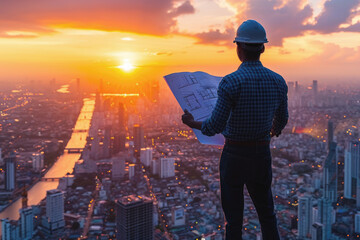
left=233, top=20, right=268, bottom=44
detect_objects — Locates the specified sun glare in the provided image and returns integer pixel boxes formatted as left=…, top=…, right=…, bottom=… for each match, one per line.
left=117, top=59, right=135, bottom=72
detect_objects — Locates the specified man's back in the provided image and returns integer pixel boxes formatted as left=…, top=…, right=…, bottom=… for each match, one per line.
left=224, top=61, right=288, bottom=140
left=201, top=60, right=288, bottom=141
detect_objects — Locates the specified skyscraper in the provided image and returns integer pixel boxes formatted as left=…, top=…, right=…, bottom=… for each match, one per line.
left=133, top=124, right=144, bottom=155
left=160, top=158, right=175, bottom=178
left=151, top=159, right=160, bottom=176
left=317, top=197, right=333, bottom=239
left=32, top=152, right=44, bottom=172
left=295, top=81, right=300, bottom=96
left=312, top=80, right=318, bottom=99
left=1, top=219, right=20, bottom=240
left=43, top=189, right=65, bottom=233
left=5, top=152, right=16, bottom=191
left=140, top=147, right=153, bottom=167
left=355, top=212, right=360, bottom=233
left=129, top=164, right=135, bottom=180
left=113, top=133, right=126, bottom=154
left=344, top=142, right=360, bottom=202
left=327, top=121, right=334, bottom=149
left=20, top=207, right=34, bottom=240
left=112, top=155, right=125, bottom=181
left=311, top=222, right=323, bottom=240
left=118, top=102, right=125, bottom=128
left=0, top=148, right=3, bottom=165
left=298, top=196, right=312, bottom=238
left=116, top=195, right=153, bottom=240
left=323, top=142, right=338, bottom=203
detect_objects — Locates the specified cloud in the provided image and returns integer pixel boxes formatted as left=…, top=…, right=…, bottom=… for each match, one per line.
left=190, top=0, right=360, bottom=47
left=0, top=0, right=195, bottom=38
left=313, top=0, right=360, bottom=33
left=192, top=25, right=235, bottom=47
left=306, top=41, right=360, bottom=63
left=170, top=0, right=195, bottom=17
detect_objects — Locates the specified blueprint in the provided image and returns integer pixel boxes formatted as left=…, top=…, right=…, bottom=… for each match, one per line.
left=164, top=71, right=225, bottom=146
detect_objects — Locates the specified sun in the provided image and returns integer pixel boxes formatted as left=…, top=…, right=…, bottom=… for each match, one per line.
left=117, top=59, right=135, bottom=72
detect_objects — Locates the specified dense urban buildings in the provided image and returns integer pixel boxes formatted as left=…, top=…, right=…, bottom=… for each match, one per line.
left=1, top=78, right=360, bottom=239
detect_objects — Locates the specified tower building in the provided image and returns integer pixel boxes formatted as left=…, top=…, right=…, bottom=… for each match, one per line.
left=5, top=152, right=16, bottom=191
left=116, top=195, right=153, bottom=240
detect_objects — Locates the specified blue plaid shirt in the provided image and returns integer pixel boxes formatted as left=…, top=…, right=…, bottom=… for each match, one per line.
left=201, top=61, right=288, bottom=141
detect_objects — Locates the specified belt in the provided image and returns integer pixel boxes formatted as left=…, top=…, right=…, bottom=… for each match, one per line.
left=225, top=139, right=270, bottom=146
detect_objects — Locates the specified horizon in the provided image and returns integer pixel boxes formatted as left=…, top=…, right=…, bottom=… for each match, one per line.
left=0, top=0, right=360, bottom=86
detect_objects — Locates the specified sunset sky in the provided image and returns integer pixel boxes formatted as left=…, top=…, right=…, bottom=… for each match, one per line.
left=1, top=0, right=360, bottom=87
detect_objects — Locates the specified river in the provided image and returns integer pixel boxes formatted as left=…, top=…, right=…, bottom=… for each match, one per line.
left=0, top=96, right=95, bottom=222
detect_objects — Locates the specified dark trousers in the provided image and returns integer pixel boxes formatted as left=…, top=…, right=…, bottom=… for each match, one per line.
left=219, top=143, right=280, bottom=240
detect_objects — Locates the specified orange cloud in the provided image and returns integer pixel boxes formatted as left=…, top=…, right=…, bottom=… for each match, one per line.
left=0, top=0, right=195, bottom=38
left=185, top=0, right=360, bottom=47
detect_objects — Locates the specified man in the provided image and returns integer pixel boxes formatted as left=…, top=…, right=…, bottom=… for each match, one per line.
left=182, top=20, right=288, bottom=240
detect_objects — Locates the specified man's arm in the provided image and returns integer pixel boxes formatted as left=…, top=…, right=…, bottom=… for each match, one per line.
left=271, top=84, right=289, bottom=137
left=181, top=79, right=233, bottom=136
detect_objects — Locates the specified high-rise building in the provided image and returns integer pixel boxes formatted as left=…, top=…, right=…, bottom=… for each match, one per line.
left=140, top=148, right=153, bottom=167
left=20, top=207, right=34, bottom=240
left=287, top=81, right=294, bottom=95
left=118, top=102, right=125, bottom=128
left=113, top=133, right=126, bottom=154
left=327, top=121, right=334, bottom=149
left=0, top=148, right=3, bottom=165
left=5, top=152, right=16, bottom=191
left=317, top=198, right=332, bottom=239
left=151, top=159, right=160, bottom=176
left=311, top=222, right=323, bottom=240
left=355, top=212, right=360, bottom=233
left=116, top=195, right=153, bottom=240
left=133, top=124, right=144, bottom=155
left=298, top=196, right=312, bottom=238
left=32, top=152, right=44, bottom=172
left=172, top=206, right=186, bottom=227
left=112, top=155, right=125, bottom=180
left=43, top=189, right=65, bottom=232
left=153, top=203, right=159, bottom=227
left=312, top=80, right=318, bottom=98
left=1, top=219, right=20, bottom=240
left=129, top=164, right=135, bottom=180
left=160, top=158, right=175, bottom=178
left=312, top=206, right=319, bottom=227
left=295, top=81, right=299, bottom=93
left=323, top=142, right=338, bottom=203
left=344, top=142, right=360, bottom=201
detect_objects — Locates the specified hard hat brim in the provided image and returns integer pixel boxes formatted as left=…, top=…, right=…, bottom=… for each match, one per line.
left=233, top=38, right=268, bottom=44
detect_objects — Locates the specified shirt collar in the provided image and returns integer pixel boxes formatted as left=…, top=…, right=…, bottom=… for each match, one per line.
left=238, top=60, right=263, bottom=70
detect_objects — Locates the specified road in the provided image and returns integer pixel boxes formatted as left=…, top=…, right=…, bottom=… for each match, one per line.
left=81, top=178, right=100, bottom=238
left=142, top=167, right=171, bottom=240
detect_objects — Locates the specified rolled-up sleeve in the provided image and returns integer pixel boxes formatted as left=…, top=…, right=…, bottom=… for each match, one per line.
left=201, top=78, right=233, bottom=136
left=272, top=83, right=288, bottom=135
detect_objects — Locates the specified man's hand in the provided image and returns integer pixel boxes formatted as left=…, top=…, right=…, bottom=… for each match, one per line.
left=182, top=109, right=194, bottom=127
left=181, top=109, right=203, bottom=130
left=270, top=128, right=280, bottom=138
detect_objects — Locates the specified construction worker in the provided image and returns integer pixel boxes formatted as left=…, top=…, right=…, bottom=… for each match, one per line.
left=182, top=19, right=288, bottom=240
